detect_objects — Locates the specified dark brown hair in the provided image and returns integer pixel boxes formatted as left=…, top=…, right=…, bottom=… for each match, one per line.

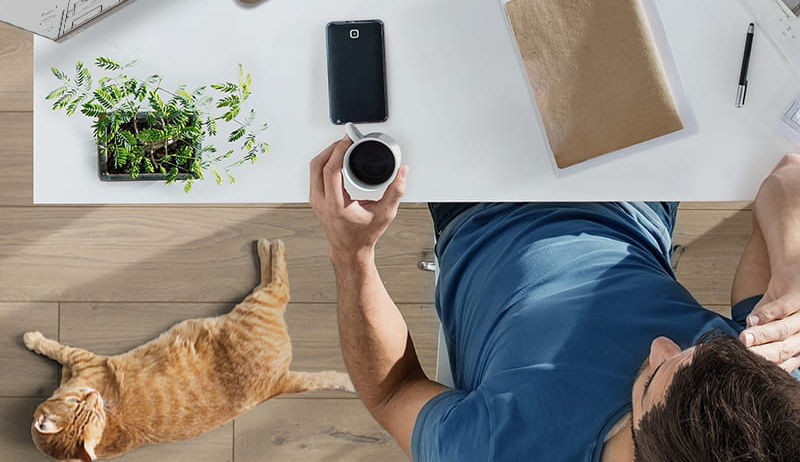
left=635, top=334, right=800, bottom=461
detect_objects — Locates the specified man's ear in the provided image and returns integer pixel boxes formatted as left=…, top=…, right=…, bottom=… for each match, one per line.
left=75, top=442, right=96, bottom=462
left=33, top=415, right=61, bottom=434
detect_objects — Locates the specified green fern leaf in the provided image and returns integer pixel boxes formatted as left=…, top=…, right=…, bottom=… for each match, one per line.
left=228, top=127, right=246, bottom=142
left=46, top=86, right=68, bottom=101
left=51, top=67, right=69, bottom=82
left=95, top=57, right=122, bottom=71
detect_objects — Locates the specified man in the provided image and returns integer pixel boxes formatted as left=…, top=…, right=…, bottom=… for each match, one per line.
left=310, top=136, right=800, bottom=461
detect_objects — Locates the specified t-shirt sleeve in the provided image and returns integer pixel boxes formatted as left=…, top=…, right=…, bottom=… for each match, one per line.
left=411, top=389, right=491, bottom=462
left=731, top=295, right=763, bottom=329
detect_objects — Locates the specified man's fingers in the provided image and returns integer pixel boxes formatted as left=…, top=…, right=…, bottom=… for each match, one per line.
left=779, top=356, right=800, bottom=374
left=749, top=334, right=800, bottom=364
left=310, top=141, right=339, bottom=202
left=323, top=137, right=352, bottom=206
left=742, top=312, right=800, bottom=347
left=381, top=166, right=409, bottom=207
left=749, top=296, right=800, bottom=326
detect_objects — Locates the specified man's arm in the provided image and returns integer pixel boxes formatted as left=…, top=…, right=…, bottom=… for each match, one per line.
left=310, top=137, right=449, bottom=456
left=737, top=154, right=800, bottom=372
left=731, top=216, right=770, bottom=307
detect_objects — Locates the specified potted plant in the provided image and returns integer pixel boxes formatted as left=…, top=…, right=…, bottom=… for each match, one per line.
left=46, top=57, right=269, bottom=192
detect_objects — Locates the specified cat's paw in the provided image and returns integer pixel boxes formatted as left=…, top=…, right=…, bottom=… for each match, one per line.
left=23, top=331, right=45, bottom=350
left=335, top=373, right=356, bottom=393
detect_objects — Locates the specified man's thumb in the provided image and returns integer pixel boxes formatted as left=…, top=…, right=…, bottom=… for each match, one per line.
left=384, top=166, right=409, bottom=204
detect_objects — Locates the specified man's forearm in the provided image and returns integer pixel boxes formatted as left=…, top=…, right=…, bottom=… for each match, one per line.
left=332, top=251, right=427, bottom=412
left=732, top=219, right=771, bottom=306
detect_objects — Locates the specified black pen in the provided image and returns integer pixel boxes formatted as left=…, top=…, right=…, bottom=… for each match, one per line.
left=736, top=23, right=755, bottom=108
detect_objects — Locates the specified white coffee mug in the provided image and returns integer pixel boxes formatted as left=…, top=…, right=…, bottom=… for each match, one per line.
left=342, top=123, right=402, bottom=201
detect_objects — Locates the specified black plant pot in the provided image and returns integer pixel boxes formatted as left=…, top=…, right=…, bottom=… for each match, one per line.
left=97, top=112, right=202, bottom=182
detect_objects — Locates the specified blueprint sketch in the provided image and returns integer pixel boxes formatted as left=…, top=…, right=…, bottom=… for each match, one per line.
left=0, top=0, right=129, bottom=40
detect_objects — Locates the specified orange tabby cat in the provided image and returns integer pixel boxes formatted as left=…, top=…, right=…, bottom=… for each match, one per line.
left=23, top=239, right=354, bottom=462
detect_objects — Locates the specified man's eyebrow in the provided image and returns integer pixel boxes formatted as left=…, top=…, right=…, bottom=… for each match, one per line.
left=641, top=362, right=664, bottom=407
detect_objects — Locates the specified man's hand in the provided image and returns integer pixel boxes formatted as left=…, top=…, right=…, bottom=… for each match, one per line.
left=742, top=292, right=800, bottom=372
left=739, top=153, right=800, bottom=372
left=309, top=136, right=409, bottom=263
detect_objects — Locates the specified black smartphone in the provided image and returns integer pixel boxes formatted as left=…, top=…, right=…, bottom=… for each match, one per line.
left=326, top=20, right=388, bottom=125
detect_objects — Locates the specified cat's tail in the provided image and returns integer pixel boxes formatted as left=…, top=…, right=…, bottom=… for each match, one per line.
left=254, top=239, right=289, bottom=303
left=281, top=370, right=356, bottom=395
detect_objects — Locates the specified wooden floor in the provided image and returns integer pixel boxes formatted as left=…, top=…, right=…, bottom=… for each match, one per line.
left=0, top=23, right=753, bottom=461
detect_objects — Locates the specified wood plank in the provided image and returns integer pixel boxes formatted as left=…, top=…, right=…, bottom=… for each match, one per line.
left=285, top=303, right=438, bottom=378
left=680, top=202, right=752, bottom=211
left=0, top=207, right=435, bottom=304
left=0, top=303, right=58, bottom=397
left=100, top=422, right=233, bottom=462
left=706, top=305, right=731, bottom=318
left=0, top=112, right=32, bottom=205
left=0, top=23, right=32, bottom=112
left=673, top=209, right=751, bottom=307
left=234, top=398, right=405, bottom=461
left=0, top=396, right=233, bottom=462
left=59, top=302, right=438, bottom=397
left=0, top=398, right=49, bottom=462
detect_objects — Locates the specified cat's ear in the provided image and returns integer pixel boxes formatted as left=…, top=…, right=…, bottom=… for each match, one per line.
left=75, top=442, right=96, bottom=462
left=33, top=414, right=61, bottom=434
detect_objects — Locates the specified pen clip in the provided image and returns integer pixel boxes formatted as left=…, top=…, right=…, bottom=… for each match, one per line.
left=742, top=80, right=747, bottom=106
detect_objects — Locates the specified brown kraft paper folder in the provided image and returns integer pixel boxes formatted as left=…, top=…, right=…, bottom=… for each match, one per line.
left=504, top=0, right=684, bottom=169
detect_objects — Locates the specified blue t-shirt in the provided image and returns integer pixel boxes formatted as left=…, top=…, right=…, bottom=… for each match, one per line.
left=412, top=203, right=757, bottom=462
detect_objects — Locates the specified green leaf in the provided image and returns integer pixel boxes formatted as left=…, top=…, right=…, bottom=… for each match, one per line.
left=45, top=86, right=68, bottom=101
left=243, top=109, right=255, bottom=126
left=227, top=173, right=236, bottom=184
left=211, top=82, right=238, bottom=93
left=222, top=106, right=241, bottom=122
left=80, top=66, right=92, bottom=90
left=51, top=67, right=69, bottom=82
left=206, top=117, right=218, bottom=136
left=95, top=57, right=122, bottom=71
left=51, top=89, right=76, bottom=111
left=228, top=127, right=246, bottom=142
left=216, top=95, right=240, bottom=109
left=212, top=166, right=223, bottom=185
left=136, top=82, right=148, bottom=102
left=138, top=128, right=167, bottom=143
left=244, top=133, right=256, bottom=152
left=75, top=62, right=86, bottom=86
left=148, top=91, right=166, bottom=114
left=66, top=94, right=89, bottom=116
left=238, top=64, right=252, bottom=100
left=81, top=102, right=107, bottom=117
left=93, top=88, right=116, bottom=109
left=184, top=179, right=194, bottom=193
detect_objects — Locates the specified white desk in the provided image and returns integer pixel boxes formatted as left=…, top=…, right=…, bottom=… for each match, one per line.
left=32, top=0, right=800, bottom=204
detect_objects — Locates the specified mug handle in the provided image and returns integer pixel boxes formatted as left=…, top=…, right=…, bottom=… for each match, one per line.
left=345, top=122, right=364, bottom=142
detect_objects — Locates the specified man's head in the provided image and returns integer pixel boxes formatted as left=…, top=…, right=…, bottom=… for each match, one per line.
left=630, top=333, right=800, bottom=461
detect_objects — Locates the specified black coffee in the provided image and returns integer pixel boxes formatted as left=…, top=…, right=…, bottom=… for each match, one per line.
left=348, top=141, right=396, bottom=185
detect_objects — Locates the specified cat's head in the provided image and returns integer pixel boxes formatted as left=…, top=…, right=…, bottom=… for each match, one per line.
left=31, top=387, right=106, bottom=462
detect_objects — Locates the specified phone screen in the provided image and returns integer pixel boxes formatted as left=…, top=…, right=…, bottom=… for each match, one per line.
left=326, top=20, right=388, bottom=124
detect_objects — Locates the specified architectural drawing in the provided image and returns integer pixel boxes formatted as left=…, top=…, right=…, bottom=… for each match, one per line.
left=0, top=0, right=129, bottom=40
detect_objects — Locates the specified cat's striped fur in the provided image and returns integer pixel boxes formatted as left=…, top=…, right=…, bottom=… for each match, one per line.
left=23, top=240, right=354, bottom=461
